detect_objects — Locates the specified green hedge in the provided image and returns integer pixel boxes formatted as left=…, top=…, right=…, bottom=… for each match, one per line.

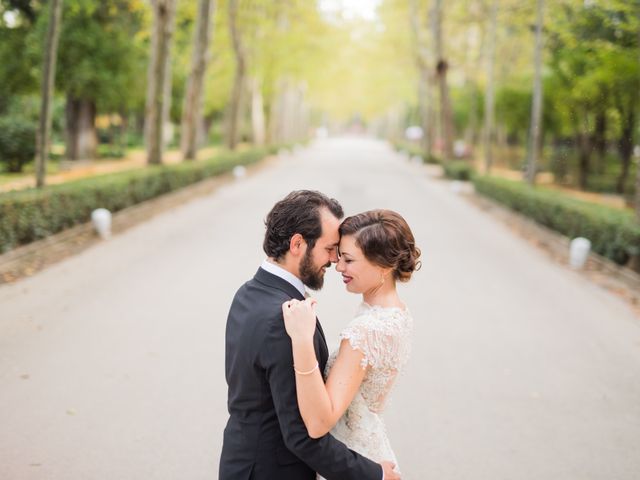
left=0, top=146, right=278, bottom=254
left=392, top=141, right=441, bottom=164
left=443, top=160, right=475, bottom=181
left=0, top=117, right=37, bottom=173
left=472, top=175, right=640, bottom=266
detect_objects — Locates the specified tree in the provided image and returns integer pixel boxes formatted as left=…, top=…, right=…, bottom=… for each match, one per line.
left=35, top=0, right=62, bottom=187
left=56, top=0, right=147, bottom=161
left=525, top=0, right=544, bottom=185
left=225, top=0, right=246, bottom=150
left=606, top=52, right=639, bottom=193
left=180, top=0, right=215, bottom=160
left=547, top=0, right=639, bottom=191
left=604, top=0, right=640, bottom=215
left=0, top=1, right=42, bottom=106
left=432, top=0, right=454, bottom=159
left=634, top=6, right=640, bottom=221
left=194, top=0, right=332, bottom=146
left=410, top=0, right=433, bottom=158
left=483, top=0, right=497, bottom=174
left=146, top=0, right=177, bottom=165
left=250, top=77, right=265, bottom=145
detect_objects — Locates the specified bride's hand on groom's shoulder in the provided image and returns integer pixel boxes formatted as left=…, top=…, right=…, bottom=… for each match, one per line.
left=281, top=298, right=317, bottom=343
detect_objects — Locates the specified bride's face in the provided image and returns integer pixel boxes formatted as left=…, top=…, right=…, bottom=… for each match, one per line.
left=336, top=235, right=381, bottom=294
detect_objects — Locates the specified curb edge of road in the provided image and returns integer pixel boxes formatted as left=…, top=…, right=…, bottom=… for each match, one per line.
left=461, top=185, right=640, bottom=313
left=0, top=154, right=279, bottom=285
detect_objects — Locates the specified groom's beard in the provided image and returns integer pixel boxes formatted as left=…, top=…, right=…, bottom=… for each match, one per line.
left=300, top=250, right=330, bottom=291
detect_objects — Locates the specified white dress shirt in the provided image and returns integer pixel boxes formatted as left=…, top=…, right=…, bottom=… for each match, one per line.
left=261, top=259, right=307, bottom=297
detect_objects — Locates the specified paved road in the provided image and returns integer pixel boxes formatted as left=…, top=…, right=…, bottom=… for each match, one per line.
left=1, top=137, right=639, bottom=479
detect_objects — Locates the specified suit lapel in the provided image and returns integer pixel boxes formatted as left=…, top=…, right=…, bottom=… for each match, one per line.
left=315, top=318, right=327, bottom=348
left=254, top=267, right=305, bottom=300
left=314, top=317, right=329, bottom=371
left=254, top=266, right=329, bottom=364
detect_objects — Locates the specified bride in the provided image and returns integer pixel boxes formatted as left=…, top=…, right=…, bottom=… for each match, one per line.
left=282, top=209, right=420, bottom=478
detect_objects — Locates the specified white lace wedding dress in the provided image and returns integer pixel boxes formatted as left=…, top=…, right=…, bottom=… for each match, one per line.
left=318, top=302, right=413, bottom=480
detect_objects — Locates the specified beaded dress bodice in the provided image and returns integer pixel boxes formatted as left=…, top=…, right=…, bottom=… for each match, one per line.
left=318, top=303, right=413, bottom=478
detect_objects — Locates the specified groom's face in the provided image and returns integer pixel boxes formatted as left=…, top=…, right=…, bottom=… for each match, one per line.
left=298, top=208, right=340, bottom=291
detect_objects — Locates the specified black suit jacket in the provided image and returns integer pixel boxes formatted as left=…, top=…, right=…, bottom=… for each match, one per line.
left=219, top=267, right=382, bottom=480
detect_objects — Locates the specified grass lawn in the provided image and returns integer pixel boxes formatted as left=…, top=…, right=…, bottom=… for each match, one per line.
left=0, top=162, right=63, bottom=186
left=0, top=143, right=234, bottom=191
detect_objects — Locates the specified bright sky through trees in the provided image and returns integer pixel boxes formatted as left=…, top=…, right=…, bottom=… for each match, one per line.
left=318, top=0, right=382, bottom=21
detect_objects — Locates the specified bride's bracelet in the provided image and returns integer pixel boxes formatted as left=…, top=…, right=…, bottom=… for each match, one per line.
left=294, top=362, right=319, bottom=376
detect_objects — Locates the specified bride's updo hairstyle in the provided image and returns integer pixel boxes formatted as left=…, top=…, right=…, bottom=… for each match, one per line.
left=339, top=209, right=421, bottom=282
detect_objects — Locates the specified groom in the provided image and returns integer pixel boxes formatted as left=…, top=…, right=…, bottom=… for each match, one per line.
left=219, top=190, right=400, bottom=480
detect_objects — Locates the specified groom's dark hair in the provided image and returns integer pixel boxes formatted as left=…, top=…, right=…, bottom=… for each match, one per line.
left=263, top=190, right=344, bottom=261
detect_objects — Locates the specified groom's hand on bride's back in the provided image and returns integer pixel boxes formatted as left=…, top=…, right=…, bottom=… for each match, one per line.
left=381, top=461, right=401, bottom=480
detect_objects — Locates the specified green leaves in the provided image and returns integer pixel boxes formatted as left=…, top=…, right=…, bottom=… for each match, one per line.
left=0, top=116, right=36, bottom=172
left=546, top=0, right=640, bottom=137
left=55, top=0, right=148, bottom=111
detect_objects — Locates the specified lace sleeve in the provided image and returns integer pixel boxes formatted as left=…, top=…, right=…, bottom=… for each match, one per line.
left=339, top=314, right=404, bottom=370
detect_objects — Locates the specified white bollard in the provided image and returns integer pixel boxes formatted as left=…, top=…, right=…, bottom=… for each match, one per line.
left=233, top=165, right=246, bottom=179
left=405, top=126, right=423, bottom=141
left=315, top=127, right=328, bottom=139
left=569, top=237, right=591, bottom=269
left=91, top=208, right=112, bottom=240
left=278, top=148, right=289, bottom=158
left=450, top=180, right=463, bottom=194
left=453, top=140, right=466, bottom=158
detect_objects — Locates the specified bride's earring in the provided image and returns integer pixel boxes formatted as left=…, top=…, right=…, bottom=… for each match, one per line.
left=369, top=272, right=386, bottom=296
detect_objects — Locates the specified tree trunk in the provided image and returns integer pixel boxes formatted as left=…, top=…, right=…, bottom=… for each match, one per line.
left=181, top=0, right=215, bottom=160
left=635, top=24, right=640, bottom=222
left=202, top=112, right=216, bottom=144
left=65, top=97, right=98, bottom=160
left=226, top=0, right=247, bottom=150
left=483, top=0, right=497, bottom=174
left=268, top=82, right=283, bottom=144
left=410, top=0, right=433, bottom=158
left=35, top=0, right=63, bottom=188
left=525, top=0, right=544, bottom=185
left=281, top=82, right=295, bottom=143
left=119, top=110, right=129, bottom=153
left=292, top=84, right=307, bottom=142
left=418, top=76, right=435, bottom=156
left=270, top=79, right=299, bottom=145
left=250, top=77, right=266, bottom=146
left=146, top=0, right=177, bottom=165
left=616, top=110, right=635, bottom=194
left=134, top=112, right=145, bottom=140
left=465, top=16, right=484, bottom=149
left=432, top=0, right=454, bottom=159
left=593, top=110, right=607, bottom=172
left=577, top=132, right=591, bottom=190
